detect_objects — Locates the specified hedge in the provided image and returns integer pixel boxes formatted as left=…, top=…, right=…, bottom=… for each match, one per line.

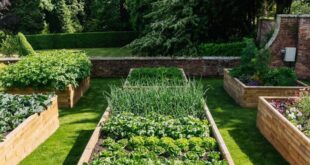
left=17, top=32, right=36, bottom=56
left=199, top=41, right=246, bottom=56
left=26, top=31, right=138, bottom=50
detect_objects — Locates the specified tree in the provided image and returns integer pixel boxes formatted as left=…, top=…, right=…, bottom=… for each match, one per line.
left=275, top=0, right=293, bottom=14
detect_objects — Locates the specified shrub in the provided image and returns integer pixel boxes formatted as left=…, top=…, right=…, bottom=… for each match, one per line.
left=0, top=93, right=54, bottom=141
left=263, top=68, right=297, bottom=86
left=17, top=32, right=36, bottom=56
left=26, top=31, right=137, bottom=50
left=126, top=67, right=186, bottom=86
left=0, top=35, right=20, bottom=56
left=198, top=41, right=246, bottom=56
left=107, top=83, right=205, bottom=117
left=0, top=50, right=92, bottom=90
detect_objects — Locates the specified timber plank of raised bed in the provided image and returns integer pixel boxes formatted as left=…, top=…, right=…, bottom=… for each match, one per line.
left=0, top=97, right=59, bottom=165
left=257, top=97, right=310, bottom=164
left=224, top=69, right=306, bottom=108
left=7, top=77, right=90, bottom=108
left=78, top=105, right=234, bottom=165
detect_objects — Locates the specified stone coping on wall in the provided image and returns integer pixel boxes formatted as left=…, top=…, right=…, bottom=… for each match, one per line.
left=0, top=97, right=59, bottom=165
left=78, top=105, right=234, bottom=165
left=257, top=97, right=310, bottom=164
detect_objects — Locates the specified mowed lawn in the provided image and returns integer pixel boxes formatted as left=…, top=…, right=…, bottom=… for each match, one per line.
left=20, top=78, right=287, bottom=165
left=38, top=48, right=132, bottom=57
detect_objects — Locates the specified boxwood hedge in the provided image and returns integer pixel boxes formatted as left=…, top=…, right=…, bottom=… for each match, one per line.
left=0, top=50, right=92, bottom=90
left=26, top=31, right=137, bottom=50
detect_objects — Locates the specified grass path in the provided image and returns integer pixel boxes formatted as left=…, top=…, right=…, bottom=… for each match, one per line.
left=201, top=78, right=287, bottom=165
left=38, top=48, right=132, bottom=57
left=20, top=79, right=121, bottom=165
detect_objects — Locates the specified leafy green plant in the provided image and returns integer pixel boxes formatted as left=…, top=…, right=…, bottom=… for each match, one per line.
left=199, top=41, right=246, bottom=56
left=16, top=32, right=36, bottom=56
left=0, top=50, right=92, bottom=90
left=0, top=93, right=54, bottom=141
left=126, top=67, right=187, bottom=86
left=107, top=82, right=205, bottom=117
left=0, top=35, right=20, bottom=56
left=262, top=67, right=297, bottom=86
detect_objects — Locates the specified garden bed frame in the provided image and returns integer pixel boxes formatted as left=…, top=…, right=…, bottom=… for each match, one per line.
left=123, top=68, right=188, bottom=88
left=0, top=96, right=59, bottom=165
left=77, top=105, right=234, bottom=165
left=7, top=77, right=90, bottom=108
left=257, top=97, right=310, bottom=164
left=224, top=69, right=306, bottom=108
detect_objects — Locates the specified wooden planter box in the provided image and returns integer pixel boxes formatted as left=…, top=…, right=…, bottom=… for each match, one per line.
left=123, top=68, right=188, bottom=88
left=77, top=105, right=234, bottom=165
left=257, top=97, right=310, bottom=164
left=224, top=69, right=306, bottom=108
left=7, top=77, right=90, bottom=108
left=0, top=97, right=59, bottom=165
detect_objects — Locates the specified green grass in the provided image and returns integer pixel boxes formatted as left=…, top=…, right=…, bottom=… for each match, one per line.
left=19, top=78, right=287, bottom=165
left=37, top=48, right=132, bottom=57
left=20, top=79, right=122, bottom=165
left=201, top=78, right=288, bottom=165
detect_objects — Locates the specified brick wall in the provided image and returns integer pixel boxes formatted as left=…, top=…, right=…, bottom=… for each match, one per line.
left=266, top=15, right=310, bottom=79
left=256, top=19, right=275, bottom=46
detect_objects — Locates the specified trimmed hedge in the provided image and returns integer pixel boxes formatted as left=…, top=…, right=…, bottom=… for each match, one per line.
left=199, top=41, right=246, bottom=56
left=26, top=31, right=137, bottom=50
left=17, top=32, right=36, bottom=56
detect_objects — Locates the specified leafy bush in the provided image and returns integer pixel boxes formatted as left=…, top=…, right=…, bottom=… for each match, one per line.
left=126, top=67, right=187, bottom=86
left=102, top=112, right=210, bottom=140
left=0, top=50, right=92, bottom=90
left=230, top=38, right=297, bottom=86
left=0, top=93, right=54, bottom=141
left=26, top=31, right=137, bottom=50
left=199, top=41, right=246, bottom=56
left=16, top=32, right=36, bottom=56
left=107, top=83, right=205, bottom=117
left=0, top=35, right=20, bottom=56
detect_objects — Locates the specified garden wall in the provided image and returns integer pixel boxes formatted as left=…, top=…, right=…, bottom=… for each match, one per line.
left=0, top=97, right=59, bottom=165
left=26, top=31, right=137, bottom=50
left=257, top=97, right=310, bottom=164
left=256, top=18, right=275, bottom=46
left=266, top=14, right=310, bottom=79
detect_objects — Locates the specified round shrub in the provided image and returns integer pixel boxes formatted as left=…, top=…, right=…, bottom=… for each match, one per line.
left=0, top=50, right=92, bottom=90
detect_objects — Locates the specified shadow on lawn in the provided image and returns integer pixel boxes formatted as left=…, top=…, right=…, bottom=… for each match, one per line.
left=201, top=78, right=288, bottom=165
left=62, top=130, right=94, bottom=165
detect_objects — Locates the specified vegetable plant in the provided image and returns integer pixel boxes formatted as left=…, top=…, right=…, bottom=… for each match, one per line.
left=0, top=50, right=92, bottom=90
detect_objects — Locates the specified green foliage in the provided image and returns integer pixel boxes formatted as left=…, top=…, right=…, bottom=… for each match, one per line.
left=291, top=0, right=310, bottom=14
left=84, top=0, right=130, bottom=31
left=0, top=93, right=54, bottom=141
left=107, top=83, right=206, bottom=117
left=263, top=67, right=297, bottom=86
left=0, top=50, right=91, bottom=90
left=126, top=67, right=186, bottom=86
left=199, top=41, right=246, bottom=56
left=230, top=38, right=296, bottom=86
left=26, top=31, right=137, bottom=49
left=0, top=35, right=19, bottom=56
left=126, top=0, right=152, bottom=32
left=128, top=0, right=209, bottom=56
left=16, top=32, right=36, bottom=56
left=102, top=112, right=210, bottom=139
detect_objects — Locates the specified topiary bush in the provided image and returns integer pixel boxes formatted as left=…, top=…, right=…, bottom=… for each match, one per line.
left=0, top=50, right=92, bottom=90
left=198, top=41, right=246, bottom=56
left=17, top=32, right=36, bottom=56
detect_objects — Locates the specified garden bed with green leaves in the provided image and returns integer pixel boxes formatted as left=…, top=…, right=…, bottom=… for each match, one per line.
left=79, top=82, right=233, bottom=165
left=0, top=50, right=92, bottom=108
left=124, top=67, right=188, bottom=88
left=0, top=93, right=59, bottom=165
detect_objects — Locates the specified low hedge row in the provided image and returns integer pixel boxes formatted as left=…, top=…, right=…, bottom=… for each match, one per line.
left=199, top=41, right=246, bottom=56
left=0, top=50, right=92, bottom=90
left=26, top=31, right=137, bottom=50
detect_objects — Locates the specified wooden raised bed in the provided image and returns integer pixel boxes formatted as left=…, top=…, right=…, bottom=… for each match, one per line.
left=0, top=97, right=59, bottom=165
left=7, top=77, right=90, bottom=108
left=123, top=68, right=188, bottom=88
left=224, top=69, right=306, bottom=108
left=257, top=97, right=310, bottom=164
left=77, top=105, right=234, bottom=165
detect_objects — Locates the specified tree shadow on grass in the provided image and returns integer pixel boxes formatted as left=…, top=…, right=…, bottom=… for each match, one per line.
left=62, top=130, right=94, bottom=165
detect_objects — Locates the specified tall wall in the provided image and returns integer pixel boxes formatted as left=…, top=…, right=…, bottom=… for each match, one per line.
left=266, top=15, right=310, bottom=79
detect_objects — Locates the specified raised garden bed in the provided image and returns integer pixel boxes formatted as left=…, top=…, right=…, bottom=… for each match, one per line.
left=257, top=96, right=310, bottom=164
left=78, top=105, right=234, bottom=165
left=7, top=77, right=90, bottom=108
left=123, top=67, right=188, bottom=88
left=224, top=69, right=307, bottom=108
left=0, top=94, right=59, bottom=165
